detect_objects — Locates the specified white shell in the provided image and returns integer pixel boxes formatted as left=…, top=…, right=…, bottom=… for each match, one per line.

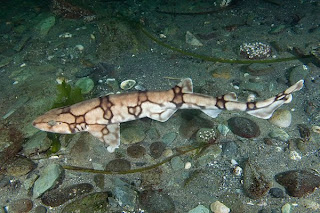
left=120, top=79, right=136, bottom=90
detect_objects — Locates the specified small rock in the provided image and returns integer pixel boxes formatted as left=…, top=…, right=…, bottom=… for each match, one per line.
left=269, top=109, right=292, bottom=128
left=269, top=129, right=290, bottom=141
left=33, top=164, right=64, bottom=198
left=186, top=31, right=203, bottom=46
left=210, top=201, right=230, bottom=213
left=8, top=199, right=33, bottom=213
left=120, top=79, right=136, bottom=90
left=150, top=142, right=166, bottom=159
left=24, top=173, right=39, bottom=190
left=196, top=128, right=216, bottom=143
left=189, top=204, right=210, bottom=213
left=228, top=117, right=260, bottom=138
left=121, top=126, right=146, bottom=144
left=171, top=156, right=184, bottom=171
left=161, top=132, right=177, bottom=144
left=139, top=190, right=175, bottom=213
left=4, top=156, right=35, bottom=177
left=243, top=159, right=272, bottom=199
left=75, top=77, right=94, bottom=94
left=105, top=159, right=131, bottom=172
left=113, top=178, right=137, bottom=211
left=217, top=124, right=230, bottom=136
left=289, top=65, right=309, bottom=85
left=41, top=183, right=94, bottom=207
left=275, top=170, right=320, bottom=197
left=281, top=203, right=291, bottom=213
left=269, top=187, right=285, bottom=198
left=147, top=128, right=160, bottom=140
left=34, top=206, right=47, bottom=213
left=34, top=16, right=56, bottom=38
left=23, top=132, right=51, bottom=156
left=127, top=144, right=146, bottom=158
left=62, top=192, right=110, bottom=213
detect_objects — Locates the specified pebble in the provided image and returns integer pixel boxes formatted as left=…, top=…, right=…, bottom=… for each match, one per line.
left=170, top=156, right=184, bottom=171
left=196, top=128, right=216, bottom=143
left=41, top=183, right=94, bottom=207
left=186, top=31, right=203, bottom=46
left=120, top=79, right=136, bottom=90
left=150, top=141, right=166, bottom=159
left=188, top=204, right=210, bottom=213
left=185, top=162, right=192, bottom=170
left=4, top=156, right=35, bottom=177
left=75, top=77, right=94, bottom=94
left=34, top=206, right=47, bottom=213
left=139, top=190, right=175, bottom=213
left=8, top=199, right=33, bottom=213
left=105, top=159, right=131, bottom=172
left=243, top=159, right=271, bottom=199
left=289, top=150, right=301, bottom=161
left=275, top=169, right=320, bottom=197
left=62, top=192, right=110, bottom=213
left=228, top=117, right=260, bottom=138
left=246, top=63, right=275, bottom=76
left=269, top=109, right=292, bottom=128
left=93, top=174, right=105, bottom=189
left=281, top=203, right=291, bottom=213
left=23, top=131, right=52, bottom=156
left=161, top=132, right=177, bottom=144
left=33, top=164, right=64, bottom=198
left=120, top=126, right=146, bottom=144
left=269, top=128, right=290, bottom=141
left=113, top=178, right=137, bottom=211
left=210, top=201, right=230, bottom=213
left=197, top=145, right=222, bottom=166
left=289, top=65, right=309, bottom=85
left=269, top=187, right=285, bottom=198
left=217, top=124, right=230, bottom=136
left=127, top=144, right=146, bottom=158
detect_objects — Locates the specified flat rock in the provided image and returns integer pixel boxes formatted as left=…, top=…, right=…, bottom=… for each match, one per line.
left=8, top=199, right=33, bottom=213
left=139, top=190, right=175, bottom=213
left=228, top=117, right=260, bottom=138
left=41, top=183, right=94, bottom=207
left=3, top=156, right=35, bottom=177
left=275, top=170, right=320, bottom=197
left=121, top=126, right=146, bottom=144
left=23, top=132, right=51, bottom=156
left=105, top=159, right=131, bottom=172
left=189, top=204, right=210, bottom=213
left=269, top=109, right=292, bottom=128
left=33, top=164, right=64, bottom=198
left=127, top=144, right=146, bottom=158
left=62, top=192, right=110, bottom=213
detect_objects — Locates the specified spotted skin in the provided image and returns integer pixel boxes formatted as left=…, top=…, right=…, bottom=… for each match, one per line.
left=33, top=78, right=304, bottom=152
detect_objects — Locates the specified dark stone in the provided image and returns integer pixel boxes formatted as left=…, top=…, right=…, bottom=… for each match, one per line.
left=269, top=188, right=285, bottom=198
left=62, top=192, right=110, bottom=213
left=243, top=159, right=271, bottom=199
left=105, top=159, right=131, bottom=172
left=8, top=199, right=33, bottom=213
left=3, top=156, right=35, bottom=177
left=41, top=183, right=94, bottom=207
left=275, top=169, right=320, bottom=197
left=127, top=144, right=146, bottom=158
left=139, top=190, right=175, bottom=213
left=228, top=117, right=260, bottom=138
left=149, top=142, right=166, bottom=159
left=34, top=206, right=47, bottom=213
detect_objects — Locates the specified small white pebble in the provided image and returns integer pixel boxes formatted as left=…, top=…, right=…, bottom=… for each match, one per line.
left=185, top=162, right=192, bottom=170
left=290, top=150, right=301, bottom=161
left=75, top=44, right=84, bottom=51
left=20, top=63, right=26, bottom=67
left=210, top=201, right=230, bottom=213
left=233, top=166, right=243, bottom=176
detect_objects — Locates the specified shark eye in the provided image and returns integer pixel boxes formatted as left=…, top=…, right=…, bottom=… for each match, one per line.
left=48, top=120, right=57, bottom=126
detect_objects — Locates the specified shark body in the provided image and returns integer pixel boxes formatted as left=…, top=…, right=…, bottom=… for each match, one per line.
left=33, top=78, right=304, bottom=152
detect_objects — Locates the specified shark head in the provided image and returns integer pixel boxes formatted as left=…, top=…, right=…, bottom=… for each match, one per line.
left=33, top=107, right=75, bottom=134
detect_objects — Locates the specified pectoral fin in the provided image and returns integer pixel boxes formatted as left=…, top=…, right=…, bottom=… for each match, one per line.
left=87, top=123, right=120, bottom=152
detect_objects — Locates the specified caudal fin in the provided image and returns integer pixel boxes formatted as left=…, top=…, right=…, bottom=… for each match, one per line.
left=246, top=80, right=304, bottom=119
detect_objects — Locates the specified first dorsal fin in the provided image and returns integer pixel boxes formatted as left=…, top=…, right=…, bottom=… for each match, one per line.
left=177, top=78, right=193, bottom=93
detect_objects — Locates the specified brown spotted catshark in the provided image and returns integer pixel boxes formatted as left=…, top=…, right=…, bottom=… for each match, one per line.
left=33, top=78, right=304, bottom=152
